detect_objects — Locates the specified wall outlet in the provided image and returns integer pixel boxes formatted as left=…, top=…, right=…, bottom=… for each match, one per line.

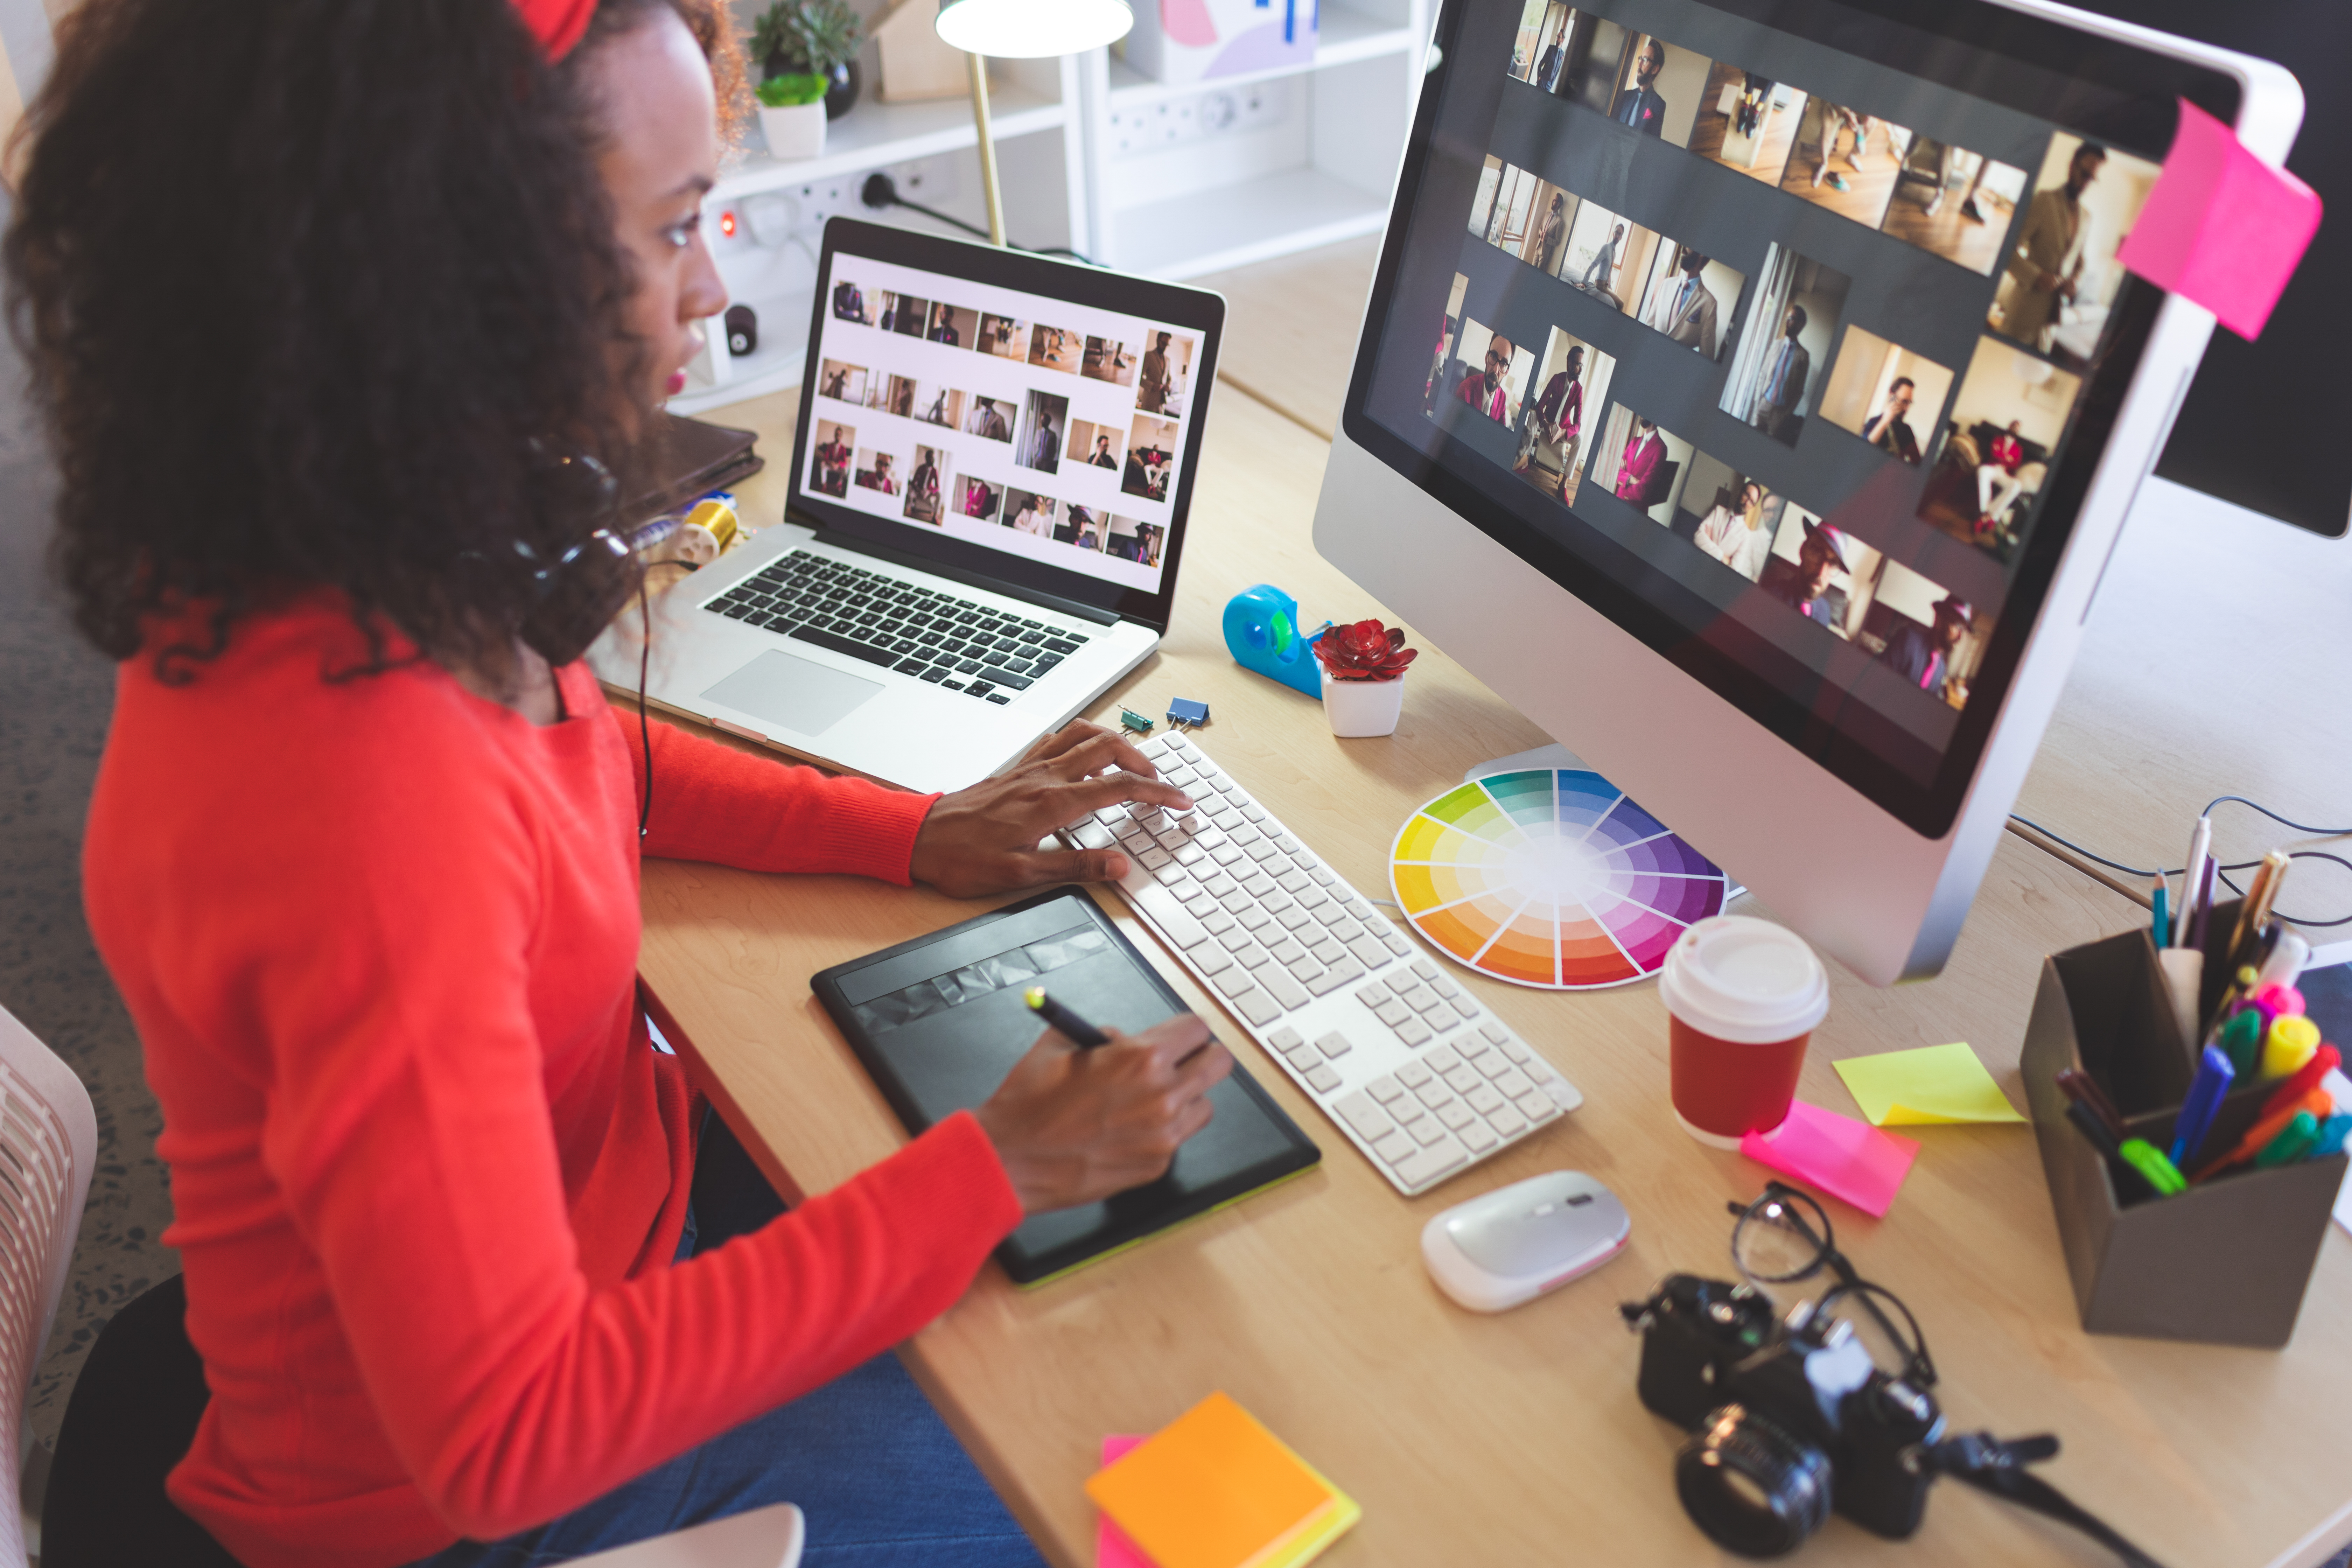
left=1107, top=81, right=1290, bottom=158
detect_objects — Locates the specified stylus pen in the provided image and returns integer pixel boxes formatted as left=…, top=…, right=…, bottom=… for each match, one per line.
left=1024, top=987, right=1109, bottom=1048
left=2175, top=815, right=2211, bottom=949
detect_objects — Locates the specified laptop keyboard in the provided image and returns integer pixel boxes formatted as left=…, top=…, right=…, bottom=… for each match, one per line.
left=701, top=552, right=1094, bottom=705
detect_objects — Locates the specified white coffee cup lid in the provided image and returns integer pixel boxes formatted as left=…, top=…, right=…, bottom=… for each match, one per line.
left=1658, top=916, right=1829, bottom=1044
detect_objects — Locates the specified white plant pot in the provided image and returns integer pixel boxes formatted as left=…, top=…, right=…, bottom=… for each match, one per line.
left=1324, top=674, right=1405, bottom=737
left=759, top=103, right=827, bottom=160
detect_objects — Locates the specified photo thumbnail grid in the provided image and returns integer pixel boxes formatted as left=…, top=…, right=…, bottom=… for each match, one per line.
left=812, top=259, right=1200, bottom=590
left=1431, top=2, right=2172, bottom=710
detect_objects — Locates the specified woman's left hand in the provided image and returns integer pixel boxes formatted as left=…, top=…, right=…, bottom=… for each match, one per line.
left=909, top=721, right=1192, bottom=898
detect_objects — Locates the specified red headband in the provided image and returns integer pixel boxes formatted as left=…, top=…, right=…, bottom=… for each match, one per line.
left=512, top=0, right=596, bottom=59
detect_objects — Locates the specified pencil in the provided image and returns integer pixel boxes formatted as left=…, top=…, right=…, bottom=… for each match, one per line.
left=2151, top=871, right=2169, bottom=950
left=1024, top=987, right=1110, bottom=1048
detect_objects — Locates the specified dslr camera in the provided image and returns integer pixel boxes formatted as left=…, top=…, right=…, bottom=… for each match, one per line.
left=1620, top=1273, right=1946, bottom=1555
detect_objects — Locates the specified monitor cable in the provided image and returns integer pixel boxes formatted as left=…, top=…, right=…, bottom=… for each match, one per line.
left=2007, top=796, right=2352, bottom=927
left=858, top=173, right=1097, bottom=266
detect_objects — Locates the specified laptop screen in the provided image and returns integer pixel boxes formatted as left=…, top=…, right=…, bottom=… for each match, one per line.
left=798, top=244, right=1205, bottom=603
left=1342, top=0, right=2240, bottom=836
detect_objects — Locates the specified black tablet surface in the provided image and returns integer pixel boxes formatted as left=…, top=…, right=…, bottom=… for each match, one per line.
left=811, top=887, right=1320, bottom=1285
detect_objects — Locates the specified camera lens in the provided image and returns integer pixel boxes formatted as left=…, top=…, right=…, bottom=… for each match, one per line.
left=1674, top=1404, right=1832, bottom=1557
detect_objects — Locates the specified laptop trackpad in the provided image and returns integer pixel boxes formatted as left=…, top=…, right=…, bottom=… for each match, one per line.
left=701, top=650, right=883, bottom=737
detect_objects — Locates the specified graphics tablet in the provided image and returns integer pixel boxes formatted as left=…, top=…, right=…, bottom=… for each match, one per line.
left=812, top=888, right=1320, bottom=1285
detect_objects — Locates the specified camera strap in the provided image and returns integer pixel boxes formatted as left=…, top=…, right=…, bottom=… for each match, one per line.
left=1919, top=1433, right=2169, bottom=1568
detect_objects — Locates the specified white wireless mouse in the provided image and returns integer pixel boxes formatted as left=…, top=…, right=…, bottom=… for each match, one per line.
left=1420, top=1170, right=1631, bottom=1312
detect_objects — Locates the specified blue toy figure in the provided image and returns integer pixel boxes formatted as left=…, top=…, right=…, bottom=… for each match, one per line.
left=1222, top=584, right=1325, bottom=699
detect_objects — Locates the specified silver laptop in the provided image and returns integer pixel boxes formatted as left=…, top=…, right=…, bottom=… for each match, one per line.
left=592, top=219, right=1224, bottom=795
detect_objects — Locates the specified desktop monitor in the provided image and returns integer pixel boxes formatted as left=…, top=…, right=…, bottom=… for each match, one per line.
left=1313, top=0, right=2302, bottom=984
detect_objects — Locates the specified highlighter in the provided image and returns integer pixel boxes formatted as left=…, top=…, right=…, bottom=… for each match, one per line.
left=2317, top=1114, right=2352, bottom=1159
left=2261, top=1015, right=2322, bottom=1080
left=2259, top=1044, right=2340, bottom=1123
left=2219, top=1010, right=2265, bottom=1078
left=2117, top=1139, right=2187, bottom=1196
left=2253, top=1111, right=2321, bottom=1169
left=2191, top=1086, right=2334, bottom=1182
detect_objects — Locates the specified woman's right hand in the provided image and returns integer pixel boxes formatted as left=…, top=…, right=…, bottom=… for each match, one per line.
left=971, top=1013, right=1233, bottom=1213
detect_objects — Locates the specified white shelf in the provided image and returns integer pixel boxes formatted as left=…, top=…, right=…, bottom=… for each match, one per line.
left=1105, top=9, right=1416, bottom=107
left=713, top=83, right=1065, bottom=201
left=1112, top=166, right=1390, bottom=278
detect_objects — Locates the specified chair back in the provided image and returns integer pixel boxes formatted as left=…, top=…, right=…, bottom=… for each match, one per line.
left=0, top=1006, right=98, bottom=1568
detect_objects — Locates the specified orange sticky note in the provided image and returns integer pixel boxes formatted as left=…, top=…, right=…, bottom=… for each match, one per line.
left=1086, top=1392, right=1347, bottom=1568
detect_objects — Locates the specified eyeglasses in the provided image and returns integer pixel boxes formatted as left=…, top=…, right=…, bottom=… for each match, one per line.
left=1485, top=348, right=1511, bottom=367
left=1726, top=1182, right=1937, bottom=1389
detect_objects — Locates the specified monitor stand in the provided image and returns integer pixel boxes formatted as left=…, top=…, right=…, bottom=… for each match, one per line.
left=1465, top=743, right=1746, bottom=904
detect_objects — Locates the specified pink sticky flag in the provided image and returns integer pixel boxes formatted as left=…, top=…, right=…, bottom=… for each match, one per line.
left=1161, top=0, right=1219, bottom=47
left=1098, top=1436, right=1152, bottom=1568
left=1739, top=1100, right=1920, bottom=1219
left=2116, top=98, right=2322, bottom=341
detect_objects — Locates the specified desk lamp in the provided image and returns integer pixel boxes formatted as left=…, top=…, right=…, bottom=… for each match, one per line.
left=934, top=0, right=1131, bottom=245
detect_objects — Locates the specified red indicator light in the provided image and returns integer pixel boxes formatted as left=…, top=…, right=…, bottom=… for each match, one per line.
left=719, top=210, right=737, bottom=238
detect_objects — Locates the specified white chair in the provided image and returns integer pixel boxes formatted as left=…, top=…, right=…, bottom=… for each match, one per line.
left=0, top=1002, right=100, bottom=1568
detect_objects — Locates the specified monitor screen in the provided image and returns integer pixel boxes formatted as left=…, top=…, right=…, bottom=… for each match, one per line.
left=799, top=250, right=1205, bottom=598
left=1347, top=0, right=2237, bottom=838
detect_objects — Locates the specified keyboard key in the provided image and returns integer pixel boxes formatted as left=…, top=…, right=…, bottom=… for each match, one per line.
left=1412, top=959, right=1439, bottom=981
left=1349, top=936, right=1394, bottom=971
left=1425, top=1047, right=1462, bottom=1073
left=1283, top=1042, right=1322, bottom=1071
left=1333, top=1091, right=1395, bottom=1141
left=1394, top=1016, right=1433, bottom=1047
left=1367, top=1074, right=1405, bottom=1104
left=1285, top=957, right=1325, bottom=986
left=1485, top=1104, right=1528, bottom=1139
left=1390, top=1095, right=1427, bottom=1126
left=1500, top=1039, right=1533, bottom=1065
left=1353, top=983, right=1388, bottom=1007
left=1403, top=986, right=1446, bottom=1015
left=1232, top=988, right=1282, bottom=1028
left=1136, top=847, right=1172, bottom=871
left=789, top=626, right=902, bottom=668
left=1436, top=1100, right=1476, bottom=1130
left=1308, top=958, right=1363, bottom=995
left=1458, top=1119, right=1500, bottom=1153
left=1381, top=931, right=1413, bottom=955
left=1410, top=1116, right=1448, bottom=1147
left=1396, top=1137, right=1469, bottom=1188
left=1276, top=907, right=1316, bottom=932
left=1313, top=1030, right=1353, bottom=1060
left=1261, top=969, right=1310, bottom=1011
left=1466, top=1084, right=1505, bottom=1115
left=1194, top=946, right=1233, bottom=977
left=1476, top=1053, right=1513, bottom=1080
left=1415, top=1080, right=1451, bottom=1108
left=1235, top=945, right=1272, bottom=969
left=1514, top=1090, right=1559, bottom=1123
left=1307, top=936, right=1347, bottom=966
left=1312, top=904, right=1349, bottom=929
left=1451, top=997, right=1480, bottom=1021
left=1267, top=1025, right=1303, bottom=1051
left=1218, top=927, right=1253, bottom=953
left=1386, top=974, right=1416, bottom=995
left=1396, top=1061, right=1433, bottom=1089
left=1266, top=936, right=1306, bottom=965
left=1481, top=1020, right=1511, bottom=1045
left=1305, top=1063, right=1343, bottom=1094
left=1493, top=1068, right=1536, bottom=1099
left=1372, top=1130, right=1417, bottom=1166
left=1372, top=999, right=1411, bottom=1027
left=1442, top=1065, right=1480, bottom=1094
left=1211, top=966, right=1256, bottom=999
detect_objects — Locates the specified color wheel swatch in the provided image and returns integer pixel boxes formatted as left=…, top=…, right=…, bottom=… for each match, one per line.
left=1390, top=769, right=1728, bottom=989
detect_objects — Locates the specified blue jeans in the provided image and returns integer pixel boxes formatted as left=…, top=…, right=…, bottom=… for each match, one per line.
left=411, top=1114, right=1044, bottom=1567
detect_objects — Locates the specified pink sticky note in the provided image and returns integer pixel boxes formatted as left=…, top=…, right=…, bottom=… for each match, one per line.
left=1098, top=1436, right=1152, bottom=1568
left=1740, top=1100, right=1919, bottom=1218
left=2116, top=98, right=2322, bottom=341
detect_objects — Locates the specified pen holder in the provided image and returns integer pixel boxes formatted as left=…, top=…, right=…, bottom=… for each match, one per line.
left=2021, top=913, right=2345, bottom=1348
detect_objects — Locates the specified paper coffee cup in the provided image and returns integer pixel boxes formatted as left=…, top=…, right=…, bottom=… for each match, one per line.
left=1658, top=916, right=1830, bottom=1148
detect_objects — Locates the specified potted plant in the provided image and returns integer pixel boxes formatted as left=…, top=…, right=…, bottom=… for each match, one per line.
left=751, top=0, right=865, bottom=121
left=1313, top=618, right=1417, bottom=737
left=755, top=72, right=829, bottom=159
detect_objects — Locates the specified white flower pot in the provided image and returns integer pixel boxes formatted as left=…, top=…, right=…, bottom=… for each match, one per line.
left=759, top=103, right=827, bottom=160
left=1324, top=674, right=1405, bottom=737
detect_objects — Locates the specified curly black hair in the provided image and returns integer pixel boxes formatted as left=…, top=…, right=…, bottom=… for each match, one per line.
left=5, top=0, right=742, bottom=686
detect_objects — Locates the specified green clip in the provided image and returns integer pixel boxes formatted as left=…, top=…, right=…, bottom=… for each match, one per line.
left=1118, top=708, right=1154, bottom=734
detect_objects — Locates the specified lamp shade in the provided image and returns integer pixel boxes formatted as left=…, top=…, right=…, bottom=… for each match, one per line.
left=935, top=0, right=1134, bottom=57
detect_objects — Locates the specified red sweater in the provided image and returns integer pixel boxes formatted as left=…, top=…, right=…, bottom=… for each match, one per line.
left=82, top=601, right=1024, bottom=1567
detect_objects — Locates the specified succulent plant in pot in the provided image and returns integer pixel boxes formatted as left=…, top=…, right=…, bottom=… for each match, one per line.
left=1313, top=618, right=1417, bottom=737
left=751, top=0, right=865, bottom=121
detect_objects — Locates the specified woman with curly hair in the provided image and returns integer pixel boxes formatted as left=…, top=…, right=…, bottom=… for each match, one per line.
left=6, top=2, right=1229, bottom=1564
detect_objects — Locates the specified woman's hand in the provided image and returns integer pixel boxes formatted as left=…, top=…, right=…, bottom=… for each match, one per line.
left=972, top=1013, right=1233, bottom=1213
left=909, top=721, right=1192, bottom=898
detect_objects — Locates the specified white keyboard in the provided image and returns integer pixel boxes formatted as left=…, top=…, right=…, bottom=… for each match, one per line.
left=1063, top=730, right=1583, bottom=1196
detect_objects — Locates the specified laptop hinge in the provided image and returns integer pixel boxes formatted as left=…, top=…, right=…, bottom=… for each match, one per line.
left=803, top=527, right=1127, bottom=626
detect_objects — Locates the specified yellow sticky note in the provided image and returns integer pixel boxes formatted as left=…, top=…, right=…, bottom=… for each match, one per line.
left=1086, top=1392, right=1356, bottom=1568
left=1834, top=1043, right=2025, bottom=1126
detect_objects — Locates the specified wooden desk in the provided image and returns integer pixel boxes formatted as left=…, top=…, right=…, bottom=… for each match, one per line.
left=646, top=382, right=2352, bottom=1568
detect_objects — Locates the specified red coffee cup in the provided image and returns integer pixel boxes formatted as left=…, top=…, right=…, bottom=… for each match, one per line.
left=1658, top=916, right=1829, bottom=1147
